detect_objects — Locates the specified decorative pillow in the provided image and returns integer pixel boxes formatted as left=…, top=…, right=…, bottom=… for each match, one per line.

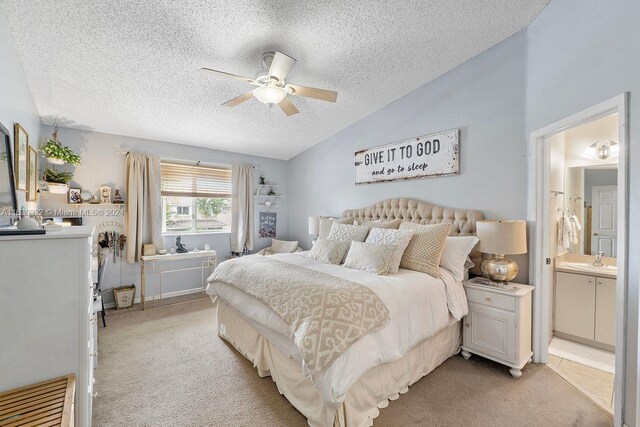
left=365, top=227, right=413, bottom=274
left=439, top=236, right=480, bottom=281
left=326, top=223, right=371, bottom=243
left=318, top=217, right=355, bottom=239
left=354, top=218, right=402, bottom=229
left=308, top=238, right=350, bottom=265
left=343, top=241, right=397, bottom=275
left=399, top=222, right=452, bottom=277
left=270, top=239, right=299, bottom=254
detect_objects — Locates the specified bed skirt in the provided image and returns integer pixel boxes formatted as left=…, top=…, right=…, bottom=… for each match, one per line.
left=214, top=299, right=461, bottom=427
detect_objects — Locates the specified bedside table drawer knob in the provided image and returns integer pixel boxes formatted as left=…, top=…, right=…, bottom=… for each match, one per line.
left=465, top=323, right=470, bottom=327
left=485, top=297, right=492, bottom=302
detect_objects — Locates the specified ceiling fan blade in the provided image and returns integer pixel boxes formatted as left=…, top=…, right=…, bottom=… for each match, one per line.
left=198, top=68, right=260, bottom=86
left=286, top=84, right=338, bottom=103
left=222, top=92, right=254, bottom=107
left=278, top=97, right=299, bottom=116
left=268, top=52, right=296, bottom=82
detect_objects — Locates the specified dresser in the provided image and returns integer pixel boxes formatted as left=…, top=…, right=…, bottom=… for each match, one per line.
left=461, top=281, right=534, bottom=378
left=0, top=227, right=96, bottom=426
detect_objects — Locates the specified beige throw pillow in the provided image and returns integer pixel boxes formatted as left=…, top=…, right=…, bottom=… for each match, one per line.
left=365, top=227, right=414, bottom=274
left=326, top=223, right=371, bottom=242
left=343, top=241, right=397, bottom=275
left=318, top=217, right=355, bottom=239
left=270, top=239, right=299, bottom=253
left=308, top=238, right=350, bottom=265
left=399, top=222, right=452, bottom=277
left=355, top=218, right=402, bottom=229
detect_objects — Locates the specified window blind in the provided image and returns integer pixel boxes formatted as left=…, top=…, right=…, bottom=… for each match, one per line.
left=161, top=162, right=232, bottom=198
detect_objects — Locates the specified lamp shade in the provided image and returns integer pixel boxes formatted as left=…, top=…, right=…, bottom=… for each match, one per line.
left=476, top=220, right=527, bottom=255
left=308, top=216, right=320, bottom=236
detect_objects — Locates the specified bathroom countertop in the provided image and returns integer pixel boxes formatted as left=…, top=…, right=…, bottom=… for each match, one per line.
left=555, top=263, right=617, bottom=279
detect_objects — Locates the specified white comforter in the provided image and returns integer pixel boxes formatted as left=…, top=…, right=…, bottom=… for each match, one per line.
left=206, top=252, right=467, bottom=408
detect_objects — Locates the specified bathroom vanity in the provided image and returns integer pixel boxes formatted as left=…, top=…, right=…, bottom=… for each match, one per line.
left=554, top=260, right=616, bottom=351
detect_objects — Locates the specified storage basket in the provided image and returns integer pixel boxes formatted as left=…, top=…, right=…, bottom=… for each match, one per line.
left=113, top=285, right=136, bottom=309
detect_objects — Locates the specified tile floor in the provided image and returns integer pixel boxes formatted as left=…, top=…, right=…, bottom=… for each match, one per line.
left=547, top=354, right=614, bottom=414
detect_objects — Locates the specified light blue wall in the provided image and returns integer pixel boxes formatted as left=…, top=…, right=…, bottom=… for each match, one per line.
left=526, top=1, right=639, bottom=423
left=39, top=125, right=289, bottom=305
left=288, top=31, right=529, bottom=281
left=0, top=11, right=41, bottom=212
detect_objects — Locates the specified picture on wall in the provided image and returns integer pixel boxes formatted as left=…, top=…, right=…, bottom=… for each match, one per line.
left=0, top=122, right=17, bottom=222
left=259, top=212, right=276, bottom=238
left=27, top=146, right=38, bottom=201
left=14, top=123, right=28, bottom=191
left=354, top=129, right=459, bottom=184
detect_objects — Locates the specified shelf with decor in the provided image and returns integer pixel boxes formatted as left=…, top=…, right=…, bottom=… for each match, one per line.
left=254, top=179, right=281, bottom=212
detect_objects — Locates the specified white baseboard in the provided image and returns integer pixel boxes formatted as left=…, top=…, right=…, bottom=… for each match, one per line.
left=103, top=287, right=205, bottom=309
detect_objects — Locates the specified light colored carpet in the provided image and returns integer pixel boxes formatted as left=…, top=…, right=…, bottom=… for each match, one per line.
left=93, top=297, right=613, bottom=427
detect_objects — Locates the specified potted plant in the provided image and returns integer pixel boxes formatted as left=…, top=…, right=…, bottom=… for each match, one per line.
left=43, top=168, right=74, bottom=194
left=41, top=139, right=81, bottom=166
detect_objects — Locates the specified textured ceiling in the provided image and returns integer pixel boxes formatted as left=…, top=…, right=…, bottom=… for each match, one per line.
left=1, top=0, right=548, bottom=160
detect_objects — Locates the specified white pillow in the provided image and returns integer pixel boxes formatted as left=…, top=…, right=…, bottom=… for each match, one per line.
left=318, top=217, right=355, bottom=239
left=270, top=239, right=299, bottom=253
left=365, top=227, right=413, bottom=274
left=343, top=241, right=397, bottom=275
left=326, top=223, right=371, bottom=242
left=440, top=236, right=480, bottom=281
left=308, top=238, right=350, bottom=265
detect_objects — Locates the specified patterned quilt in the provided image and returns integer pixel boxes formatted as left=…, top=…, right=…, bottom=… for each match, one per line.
left=207, top=255, right=390, bottom=380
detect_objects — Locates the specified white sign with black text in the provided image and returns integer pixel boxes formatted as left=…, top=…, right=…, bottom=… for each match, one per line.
left=354, top=129, right=459, bottom=184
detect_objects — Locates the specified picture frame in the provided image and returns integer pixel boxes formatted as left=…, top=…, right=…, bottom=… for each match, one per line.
left=259, top=212, right=277, bottom=238
left=99, top=185, right=112, bottom=203
left=27, top=145, right=38, bottom=201
left=68, top=187, right=82, bottom=204
left=0, top=122, right=18, bottom=224
left=14, top=123, right=28, bottom=191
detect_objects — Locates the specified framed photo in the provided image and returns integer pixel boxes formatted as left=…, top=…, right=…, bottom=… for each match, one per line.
left=68, top=188, right=82, bottom=204
left=14, top=123, right=28, bottom=191
left=27, top=145, right=38, bottom=201
left=0, top=122, right=17, bottom=224
left=99, top=185, right=112, bottom=203
left=259, top=212, right=276, bottom=238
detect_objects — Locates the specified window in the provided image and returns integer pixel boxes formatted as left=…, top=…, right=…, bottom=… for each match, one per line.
left=161, top=162, right=232, bottom=233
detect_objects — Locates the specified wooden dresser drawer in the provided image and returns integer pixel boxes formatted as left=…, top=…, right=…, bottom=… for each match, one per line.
left=466, top=287, right=515, bottom=312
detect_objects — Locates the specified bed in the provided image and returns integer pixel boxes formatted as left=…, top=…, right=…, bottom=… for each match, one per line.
left=206, top=198, right=483, bottom=427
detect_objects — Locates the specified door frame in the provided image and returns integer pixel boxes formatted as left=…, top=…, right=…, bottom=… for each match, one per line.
left=528, top=93, right=628, bottom=426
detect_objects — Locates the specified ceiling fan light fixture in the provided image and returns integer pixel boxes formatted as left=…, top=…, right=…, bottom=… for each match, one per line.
left=253, top=85, right=287, bottom=105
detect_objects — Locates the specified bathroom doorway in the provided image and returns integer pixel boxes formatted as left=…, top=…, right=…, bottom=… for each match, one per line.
left=529, top=94, right=628, bottom=424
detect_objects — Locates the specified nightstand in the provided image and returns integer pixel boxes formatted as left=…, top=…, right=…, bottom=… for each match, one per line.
left=461, top=280, right=534, bottom=378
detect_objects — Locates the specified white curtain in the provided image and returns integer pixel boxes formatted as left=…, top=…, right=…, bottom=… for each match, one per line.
left=125, top=153, right=163, bottom=263
left=231, top=165, right=254, bottom=252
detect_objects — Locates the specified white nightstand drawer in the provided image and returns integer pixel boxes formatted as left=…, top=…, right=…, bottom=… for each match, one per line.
left=465, top=287, right=516, bottom=312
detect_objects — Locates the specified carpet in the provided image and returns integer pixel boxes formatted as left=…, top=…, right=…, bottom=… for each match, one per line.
left=92, top=297, right=613, bottom=427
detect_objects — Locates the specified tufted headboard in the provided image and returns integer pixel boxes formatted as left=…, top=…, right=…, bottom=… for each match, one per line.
left=342, top=198, right=484, bottom=274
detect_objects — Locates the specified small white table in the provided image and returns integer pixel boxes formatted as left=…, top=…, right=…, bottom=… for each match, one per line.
left=140, top=250, right=217, bottom=310
left=461, top=280, right=534, bottom=378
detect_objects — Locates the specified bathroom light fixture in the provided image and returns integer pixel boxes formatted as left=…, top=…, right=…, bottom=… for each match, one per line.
left=584, top=140, right=618, bottom=160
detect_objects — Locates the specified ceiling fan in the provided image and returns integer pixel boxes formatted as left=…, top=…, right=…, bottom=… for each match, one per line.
left=199, top=51, right=338, bottom=116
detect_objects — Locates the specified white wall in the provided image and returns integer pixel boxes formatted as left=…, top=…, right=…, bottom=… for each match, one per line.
left=0, top=10, right=41, bottom=213
left=39, top=125, right=289, bottom=305
left=526, top=1, right=640, bottom=423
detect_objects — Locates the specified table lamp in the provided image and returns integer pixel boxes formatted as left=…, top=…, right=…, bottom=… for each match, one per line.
left=476, top=220, right=527, bottom=282
left=308, top=216, right=320, bottom=243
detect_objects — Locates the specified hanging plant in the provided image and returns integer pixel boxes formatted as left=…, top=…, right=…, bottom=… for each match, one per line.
left=43, top=168, right=73, bottom=184
left=41, top=139, right=81, bottom=166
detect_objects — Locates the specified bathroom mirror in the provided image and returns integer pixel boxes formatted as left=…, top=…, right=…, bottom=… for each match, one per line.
left=552, top=113, right=619, bottom=258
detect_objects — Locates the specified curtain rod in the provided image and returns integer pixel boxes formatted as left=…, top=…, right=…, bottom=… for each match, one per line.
left=116, top=151, right=259, bottom=169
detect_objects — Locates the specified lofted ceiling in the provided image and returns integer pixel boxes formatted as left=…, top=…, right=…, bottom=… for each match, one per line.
left=1, top=0, right=549, bottom=160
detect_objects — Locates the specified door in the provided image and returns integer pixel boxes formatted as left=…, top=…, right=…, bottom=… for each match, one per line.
left=555, top=272, right=596, bottom=340
left=465, top=302, right=516, bottom=363
left=595, top=277, right=616, bottom=347
left=591, top=185, right=617, bottom=257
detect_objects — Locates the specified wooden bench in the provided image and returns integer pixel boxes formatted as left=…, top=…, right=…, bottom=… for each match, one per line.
left=0, top=375, right=75, bottom=427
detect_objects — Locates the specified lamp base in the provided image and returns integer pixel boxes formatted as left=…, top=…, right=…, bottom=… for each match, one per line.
left=481, top=254, right=519, bottom=282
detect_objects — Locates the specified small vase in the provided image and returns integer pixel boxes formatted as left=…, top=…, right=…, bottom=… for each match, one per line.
left=47, top=157, right=65, bottom=165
